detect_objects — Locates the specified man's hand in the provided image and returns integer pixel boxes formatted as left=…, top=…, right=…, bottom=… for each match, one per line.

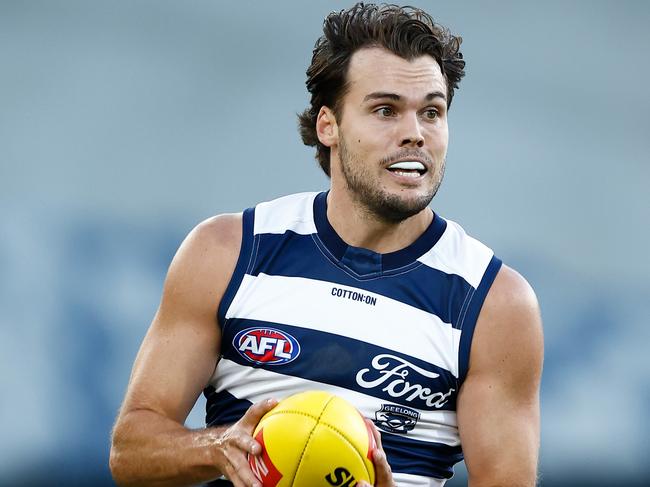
left=357, top=419, right=395, bottom=487
left=213, top=398, right=278, bottom=487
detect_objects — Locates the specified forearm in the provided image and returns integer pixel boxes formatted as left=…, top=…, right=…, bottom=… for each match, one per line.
left=110, top=409, right=227, bottom=487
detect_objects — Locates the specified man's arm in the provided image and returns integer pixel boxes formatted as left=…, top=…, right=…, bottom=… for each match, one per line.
left=457, top=265, right=544, bottom=487
left=109, top=214, right=276, bottom=487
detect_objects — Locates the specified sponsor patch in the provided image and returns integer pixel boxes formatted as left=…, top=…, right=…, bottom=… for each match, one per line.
left=374, top=403, right=420, bottom=434
left=356, top=353, right=455, bottom=409
left=233, top=327, right=300, bottom=365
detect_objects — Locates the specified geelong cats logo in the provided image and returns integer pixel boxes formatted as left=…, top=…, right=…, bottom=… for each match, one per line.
left=374, top=404, right=420, bottom=433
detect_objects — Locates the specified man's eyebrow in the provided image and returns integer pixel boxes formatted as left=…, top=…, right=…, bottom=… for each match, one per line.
left=363, top=92, right=401, bottom=102
left=425, top=91, right=447, bottom=101
left=362, top=91, right=447, bottom=102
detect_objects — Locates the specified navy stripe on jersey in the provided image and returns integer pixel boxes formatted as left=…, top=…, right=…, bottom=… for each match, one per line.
left=382, top=433, right=463, bottom=480
left=222, top=318, right=458, bottom=411
left=458, top=255, right=503, bottom=382
left=249, top=231, right=473, bottom=329
left=217, top=207, right=255, bottom=327
left=203, top=388, right=252, bottom=427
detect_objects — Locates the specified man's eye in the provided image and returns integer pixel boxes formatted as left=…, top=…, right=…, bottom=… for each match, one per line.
left=424, top=109, right=439, bottom=119
left=378, top=107, right=394, bottom=117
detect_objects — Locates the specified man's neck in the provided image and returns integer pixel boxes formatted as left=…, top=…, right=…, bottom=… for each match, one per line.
left=326, top=188, right=434, bottom=254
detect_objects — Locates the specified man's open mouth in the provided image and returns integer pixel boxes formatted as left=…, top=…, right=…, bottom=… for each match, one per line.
left=387, top=161, right=427, bottom=177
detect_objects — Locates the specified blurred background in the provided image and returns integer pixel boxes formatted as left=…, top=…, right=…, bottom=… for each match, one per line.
left=1, top=0, right=648, bottom=485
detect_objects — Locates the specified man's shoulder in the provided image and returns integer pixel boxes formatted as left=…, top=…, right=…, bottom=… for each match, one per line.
left=188, top=213, right=243, bottom=253
left=476, top=263, right=542, bottom=365
left=158, top=213, right=244, bottom=318
left=486, top=264, right=539, bottom=318
left=168, top=213, right=244, bottom=283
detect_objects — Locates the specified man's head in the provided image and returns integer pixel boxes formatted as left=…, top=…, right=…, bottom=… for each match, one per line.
left=299, top=3, right=465, bottom=177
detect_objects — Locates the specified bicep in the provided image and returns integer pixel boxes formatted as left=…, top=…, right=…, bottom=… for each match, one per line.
left=119, top=215, right=242, bottom=424
left=457, top=265, right=543, bottom=487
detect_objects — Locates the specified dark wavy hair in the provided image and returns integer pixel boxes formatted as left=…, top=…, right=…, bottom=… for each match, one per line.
left=298, top=3, right=465, bottom=176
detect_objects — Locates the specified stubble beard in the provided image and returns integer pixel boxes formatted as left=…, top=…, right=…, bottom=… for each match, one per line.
left=339, top=134, right=445, bottom=224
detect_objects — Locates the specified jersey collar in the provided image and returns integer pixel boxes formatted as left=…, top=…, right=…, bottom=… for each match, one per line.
left=313, top=191, right=447, bottom=274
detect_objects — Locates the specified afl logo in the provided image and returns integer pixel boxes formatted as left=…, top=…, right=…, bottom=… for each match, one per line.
left=233, top=327, right=301, bottom=365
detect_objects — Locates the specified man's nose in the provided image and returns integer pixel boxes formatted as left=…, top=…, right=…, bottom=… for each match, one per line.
left=398, top=113, right=425, bottom=148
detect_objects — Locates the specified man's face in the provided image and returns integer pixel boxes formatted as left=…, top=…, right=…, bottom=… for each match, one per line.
left=332, top=47, right=449, bottom=222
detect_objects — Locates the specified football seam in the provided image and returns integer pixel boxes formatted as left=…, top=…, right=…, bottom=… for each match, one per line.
left=261, top=409, right=321, bottom=421
left=291, top=396, right=335, bottom=486
left=320, top=420, right=373, bottom=481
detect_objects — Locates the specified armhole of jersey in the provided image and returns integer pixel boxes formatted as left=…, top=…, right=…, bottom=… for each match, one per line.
left=216, top=207, right=256, bottom=329
left=458, top=255, right=503, bottom=383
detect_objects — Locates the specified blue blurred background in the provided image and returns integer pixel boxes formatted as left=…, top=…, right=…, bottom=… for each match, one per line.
left=1, top=1, right=648, bottom=486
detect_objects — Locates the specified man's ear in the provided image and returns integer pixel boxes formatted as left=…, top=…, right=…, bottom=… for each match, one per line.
left=316, top=106, right=339, bottom=148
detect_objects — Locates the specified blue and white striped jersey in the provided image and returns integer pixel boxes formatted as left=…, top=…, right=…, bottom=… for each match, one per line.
left=204, top=191, right=502, bottom=486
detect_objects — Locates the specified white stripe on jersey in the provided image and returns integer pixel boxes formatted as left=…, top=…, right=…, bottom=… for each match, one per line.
left=418, top=219, right=493, bottom=289
left=225, top=273, right=461, bottom=377
left=393, top=472, right=447, bottom=487
left=254, top=192, right=318, bottom=236
left=213, top=358, right=460, bottom=447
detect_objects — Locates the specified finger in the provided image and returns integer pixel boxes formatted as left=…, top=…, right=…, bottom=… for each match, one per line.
left=364, top=418, right=384, bottom=451
left=231, top=398, right=278, bottom=456
left=371, top=449, right=394, bottom=487
left=237, top=461, right=263, bottom=487
left=363, top=420, right=394, bottom=486
left=221, top=461, right=239, bottom=486
left=224, top=455, right=261, bottom=487
left=227, top=448, right=264, bottom=486
left=240, top=398, right=278, bottom=430
left=229, top=472, right=254, bottom=487
left=229, top=469, right=260, bottom=487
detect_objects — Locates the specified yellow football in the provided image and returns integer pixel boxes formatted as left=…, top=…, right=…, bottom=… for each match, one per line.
left=248, top=390, right=376, bottom=486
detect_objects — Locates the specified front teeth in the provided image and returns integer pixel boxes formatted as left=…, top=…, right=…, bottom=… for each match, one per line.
left=388, top=161, right=425, bottom=171
left=393, top=170, right=420, bottom=178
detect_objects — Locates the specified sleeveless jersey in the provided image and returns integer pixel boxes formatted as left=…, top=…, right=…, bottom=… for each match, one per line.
left=204, top=191, right=502, bottom=486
